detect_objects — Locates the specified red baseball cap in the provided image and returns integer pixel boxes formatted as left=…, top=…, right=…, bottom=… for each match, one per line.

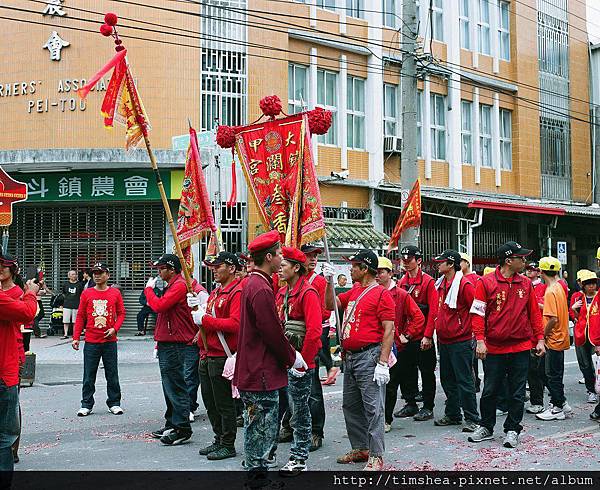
left=282, top=247, right=307, bottom=264
left=248, top=230, right=280, bottom=254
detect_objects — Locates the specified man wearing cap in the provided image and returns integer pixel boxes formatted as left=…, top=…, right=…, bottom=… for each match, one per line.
left=431, top=250, right=479, bottom=432
left=468, top=241, right=545, bottom=448
left=395, top=245, right=438, bottom=422
left=572, top=270, right=599, bottom=405
left=72, top=263, right=126, bottom=417
left=326, top=250, right=395, bottom=471
left=274, top=247, right=322, bottom=475
left=187, top=252, right=243, bottom=461
left=234, top=230, right=307, bottom=480
left=0, top=254, right=38, bottom=475
left=376, top=256, right=397, bottom=301
left=460, top=253, right=479, bottom=285
left=536, top=257, right=572, bottom=421
left=145, top=254, right=207, bottom=446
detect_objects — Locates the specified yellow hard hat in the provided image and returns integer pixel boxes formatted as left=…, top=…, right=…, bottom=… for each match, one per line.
left=578, top=270, right=598, bottom=283
left=460, top=253, right=472, bottom=265
left=597, top=247, right=600, bottom=260
left=483, top=267, right=495, bottom=275
left=539, top=256, right=561, bottom=272
left=378, top=256, right=393, bottom=271
left=577, top=269, right=593, bottom=281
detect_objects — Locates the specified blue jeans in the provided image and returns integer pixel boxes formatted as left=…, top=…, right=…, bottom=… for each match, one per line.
left=240, top=390, right=279, bottom=471
left=157, top=342, right=192, bottom=432
left=82, top=342, right=121, bottom=409
left=183, top=345, right=200, bottom=413
left=287, top=369, right=313, bottom=461
left=0, top=381, right=20, bottom=472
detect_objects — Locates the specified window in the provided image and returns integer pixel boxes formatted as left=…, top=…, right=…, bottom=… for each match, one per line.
left=288, top=64, right=308, bottom=115
left=417, top=90, right=423, bottom=158
left=478, top=0, right=491, bottom=55
left=459, top=0, right=470, bottom=49
left=316, top=0, right=336, bottom=10
left=498, top=1, right=510, bottom=60
left=317, top=69, right=338, bottom=145
left=383, top=0, right=397, bottom=28
left=346, top=0, right=364, bottom=18
left=480, top=104, right=492, bottom=167
left=383, top=83, right=398, bottom=137
left=432, top=0, right=444, bottom=42
left=347, top=76, right=366, bottom=149
left=500, top=109, right=512, bottom=170
left=430, top=94, right=446, bottom=160
left=461, top=100, right=473, bottom=164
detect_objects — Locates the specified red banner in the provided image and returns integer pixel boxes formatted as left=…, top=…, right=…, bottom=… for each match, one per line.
left=0, top=167, right=27, bottom=227
left=235, top=113, right=324, bottom=247
left=388, top=179, right=422, bottom=252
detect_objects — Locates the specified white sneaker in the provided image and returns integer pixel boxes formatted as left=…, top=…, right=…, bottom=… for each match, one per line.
left=189, top=412, right=195, bottom=423
left=588, top=392, right=598, bottom=404
left=579, top=378, right=586, bottom=384
left=526, top=404, right=545, bottom=414
left=536, top=406, right=565, bottom=421
left=503, top=430, right=519, bottom=448
left=278, top=458, right=307, bottom=476
left=496, top=409, right=508, bottom=416
left=562, top=402, right=573, bottom=417
left=384, top=423, right=392, bottom=433
left=108, top=406, right=124, bottom=415
left=77, top=408, right=92, bottom=417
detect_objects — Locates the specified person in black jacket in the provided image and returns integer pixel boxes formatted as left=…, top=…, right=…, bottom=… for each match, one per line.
left=136, top=282, right=164, bottom=336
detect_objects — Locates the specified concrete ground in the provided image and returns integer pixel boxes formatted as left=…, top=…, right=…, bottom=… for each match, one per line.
left=15, top=336, right=600, bottom=471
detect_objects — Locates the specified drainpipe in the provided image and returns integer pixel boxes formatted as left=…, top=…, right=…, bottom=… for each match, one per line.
left=547, top=215, right=558, bottom=257
left=467, top=209, right=484, bottom=257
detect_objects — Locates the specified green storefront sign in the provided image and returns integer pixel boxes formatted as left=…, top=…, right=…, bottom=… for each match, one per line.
left=17, top=170, right=177, bottom=202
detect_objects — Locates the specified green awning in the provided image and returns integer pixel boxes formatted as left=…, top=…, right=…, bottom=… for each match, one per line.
left=325, top=218, right=390, bottom=249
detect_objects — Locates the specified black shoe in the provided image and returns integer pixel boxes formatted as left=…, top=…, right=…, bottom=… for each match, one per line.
left=236, top=416, right=244, bottom=428
left=135, top=332, right=146, bottom=336
left=160, top=429, right=191, bottom=445
left=207, top=446, right=236, bottom=461
left=414, top=408, right=434, bottom=421
left=199, top=442, right=221, bottom=456
left=151, top=427, right=173, bottom=439
left=309, top=434, right=323, bottom=452
left=590, top=411, right=600, bottom=421
left=394, top=404, right=419, bottom=418
left=278, top=428, right=293, bottom=443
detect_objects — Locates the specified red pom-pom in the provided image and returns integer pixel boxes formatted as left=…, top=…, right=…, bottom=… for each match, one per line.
left=104, top=13, right=118, bottom=26
left=216, top=125, right=237, bottom=149
left=259, top=95, right=282, bottom=119
left=308, top=107, right=332, bottom=135
left=100, top=24, right=113, bottom=37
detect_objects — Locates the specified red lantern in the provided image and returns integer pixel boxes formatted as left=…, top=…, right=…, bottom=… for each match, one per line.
left=216, top=125, right=237, bottom=149
left=308, top=107, right=332, bottom=135
left=259, top=95, right=283, bottom=119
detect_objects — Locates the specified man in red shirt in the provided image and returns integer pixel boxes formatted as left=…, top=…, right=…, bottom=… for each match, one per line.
left=72, top=262, right=126, bottom=417
left=187, top=251, right=242, bottom=461
left=0, top=254, right=38, bottom=474
left=327, top=250, right=395, bottom=471
left=468, top=242, right=545, bottom=448
left=274, top=247, right=322, bottom=475
left=431, top=250, right=479, bottom=432
left=395, top=245, right=438, bottom=422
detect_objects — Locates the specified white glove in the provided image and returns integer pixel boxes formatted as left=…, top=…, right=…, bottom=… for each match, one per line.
left=373, top=363, right=390, bottom=386
left=322, top=262, right=335, bottom=279
left=187, top=293, right=201, bottom=308
left=146, top=277, right=157, bottom=289
left=292, top=350, right=308, bottom=370
left=191, top=305, right=207, bottom=325
left=289, top=367, right=306, bottom=378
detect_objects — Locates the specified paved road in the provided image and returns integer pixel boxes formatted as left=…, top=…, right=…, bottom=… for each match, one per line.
left=16, top=336, right=600, bottom=471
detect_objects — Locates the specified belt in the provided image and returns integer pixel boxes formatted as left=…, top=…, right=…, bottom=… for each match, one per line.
left=346, top=343, right=380, bottom=354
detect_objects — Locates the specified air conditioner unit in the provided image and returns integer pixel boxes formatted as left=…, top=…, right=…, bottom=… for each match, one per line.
left=384, top=136, right=402, bottom=154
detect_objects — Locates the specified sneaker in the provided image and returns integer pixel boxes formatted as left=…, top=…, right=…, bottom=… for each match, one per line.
left=579, top=377, right=586, bottom=384
left=413, top=408, right=434, bottom=421
left=496, top=409, right=508, bottom=417
left=394, top=404, right=419, bottom=418
left=160, top=428, right=192, bottom=445
left=279, top=458, right=306, bottom=476
left=526, top=404, right=544, bottom=414
left=309, top=434, right=323, bottom=452
left=589, top=411, right=600, bottom=421
left=207, top=446, right=236, bottom=461
left=503, top=430, right=519, bottom=448
left=536, top=406, right=565, bottom=421
left=151, top=427, right=173, bottom=439
left=199, top=442, right=221, bottom=456
left=588, top=392, right=599, bottom=404
left=278, top=427, right=293, bottom=443
left=384, top=423, right=392, bottom=433
left=415, top=392, right=424, bottom=402
left=434, top=415, right=462, bottom=427
left=337, top=449, right=369, bottom=464
left=462, top=421, right=479, bottom=433
left=468, top=426, right=493, bottom=443
left=562, top=402, right=573, bottom=417
left=108, top=406, right=123, bottom=415
left=77, top=408, right=92, bottom=417
left=241, top=454, right=278, bottom=469
left=189, top=412, right=195, bottom=423
left=363, top=456, right=384, bottom=471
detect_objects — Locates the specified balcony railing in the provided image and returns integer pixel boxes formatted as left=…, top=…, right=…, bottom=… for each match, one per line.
left=322, top=206, right=371, bottom=221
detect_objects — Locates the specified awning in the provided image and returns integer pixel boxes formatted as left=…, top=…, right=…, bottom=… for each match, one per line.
left=325, top=218, right=389, bottom=249
left=468, top=200, right=566, bottom=216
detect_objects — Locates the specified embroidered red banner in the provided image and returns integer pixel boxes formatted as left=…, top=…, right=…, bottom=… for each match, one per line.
left=388, top=179, right=422, bottom=252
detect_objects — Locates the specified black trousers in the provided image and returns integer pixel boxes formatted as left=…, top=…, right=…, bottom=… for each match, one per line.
left=318, top=327, right=333, bottom=373
left=384, top=361, right=402, bottom=424
left=136, top=305, right=154, bottom=333
left=539, top=349, right=566, bottom=408
left=528, top=351, right=545, bottom=407
left=396, top=340, right=437, bottom=410
left=198, top=357, right=237, bottom=448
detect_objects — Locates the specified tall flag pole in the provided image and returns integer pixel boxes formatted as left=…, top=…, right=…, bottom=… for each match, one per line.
left=387, top=179, right=422, bottom=252
left=77, top=13, right=207, bottom=348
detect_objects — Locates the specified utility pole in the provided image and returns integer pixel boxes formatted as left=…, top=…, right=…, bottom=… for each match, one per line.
left=400, top=0, right=419, bottom=247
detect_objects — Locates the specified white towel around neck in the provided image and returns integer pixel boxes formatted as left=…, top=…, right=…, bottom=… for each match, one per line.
left=434, top=270, right=463, bottom=309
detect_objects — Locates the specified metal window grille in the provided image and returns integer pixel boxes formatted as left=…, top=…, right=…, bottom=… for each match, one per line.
left=473, top=218, right=519, bottom=259
left=323, top=207, right=371, bottom=220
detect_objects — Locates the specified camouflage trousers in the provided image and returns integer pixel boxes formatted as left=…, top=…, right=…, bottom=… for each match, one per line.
left=240, top=389, right=279, bottom=471
left=286, top=369, right=313, bottom=461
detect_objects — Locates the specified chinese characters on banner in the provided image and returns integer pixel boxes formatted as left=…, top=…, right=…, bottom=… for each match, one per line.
left=235, top=113, right=325, bottom=247
left=0, top=167, right=27, bottom=226
left=42, top=1, right=70, bottom=62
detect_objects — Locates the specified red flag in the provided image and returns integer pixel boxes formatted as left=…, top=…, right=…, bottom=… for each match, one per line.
left=388, top=179, right=422, bottom=252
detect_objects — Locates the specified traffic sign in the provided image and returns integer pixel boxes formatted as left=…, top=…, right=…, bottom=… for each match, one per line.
left=557, top=241, right=567, bottom=265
